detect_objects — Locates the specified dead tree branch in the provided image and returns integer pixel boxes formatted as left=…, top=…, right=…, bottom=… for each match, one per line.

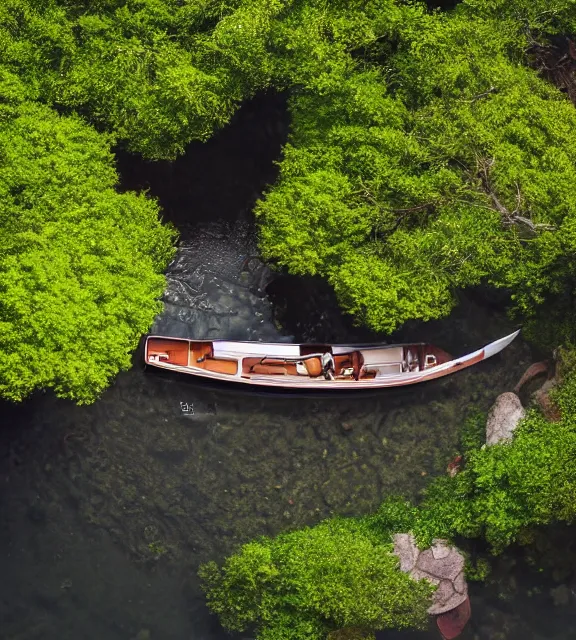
left=460, top=86, right=498, bottom=103
left=357, top=178, right=440, bottom=235
left=477, top=157, right=556, bottom=233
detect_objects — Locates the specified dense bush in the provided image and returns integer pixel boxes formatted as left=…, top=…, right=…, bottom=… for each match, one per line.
left=199, top=517, right=433, bottom=640
left=0, top=82, right=176, bottom=403
left=413, top=372, right=576, bottom=551
left=1, top=0, right=576, bottom=392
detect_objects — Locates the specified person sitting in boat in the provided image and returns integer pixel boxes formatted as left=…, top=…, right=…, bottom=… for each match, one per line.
left=321, top=352, right=336, bottom=380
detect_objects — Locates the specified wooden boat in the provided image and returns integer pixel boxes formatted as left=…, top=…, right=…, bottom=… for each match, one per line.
left=144, top=330, right=519, bottom=389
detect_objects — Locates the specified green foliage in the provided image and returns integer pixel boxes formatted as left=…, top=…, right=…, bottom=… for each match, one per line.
left=464, top=557, right=491, bottom=582
left=2, top=0, right=576, bottom=334
left=0, top=0, right=264, bottom=158
left=459, top=409, right=488, bottom=454
left=0, top=99, right=176, bottom=403
left=200, top=518, right=433, bottom=640
left=203, top=369, right=576, bottom=636
left=413, top=375, right=576, bottom=552
left=363, top=496, right=419, bottom=537
left=461, top=0, right=576, bottom=40
left=257, top=2, right=576, bottom=332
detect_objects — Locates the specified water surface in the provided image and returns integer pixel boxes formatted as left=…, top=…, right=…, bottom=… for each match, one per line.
left=1, top=94, right=575, bottom=640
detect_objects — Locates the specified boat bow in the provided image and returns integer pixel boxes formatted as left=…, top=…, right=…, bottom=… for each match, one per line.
left=482, top=330, right=521, bottom=359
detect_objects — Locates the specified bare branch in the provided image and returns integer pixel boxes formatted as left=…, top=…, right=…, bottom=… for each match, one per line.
left=503, top=215, right=556, bottom=232
left=460, top=86, right=498, bottom=103
left=477, top=156, right=556, bottom=233
left=391, top=203, right=435, bottom=213
left=356, top=178, right=440, bottom=235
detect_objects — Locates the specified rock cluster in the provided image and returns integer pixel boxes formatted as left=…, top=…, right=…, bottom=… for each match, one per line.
left=392, top=533, right=468, bottom=614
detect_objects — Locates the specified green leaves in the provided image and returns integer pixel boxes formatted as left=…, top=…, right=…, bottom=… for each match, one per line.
left=412, top=372, right=576, bottom=552
left=200, top=518, right=433, bottom=639
left=0, top=99, right=176, bottom=403
left=256, top=1, right=576, bottom=333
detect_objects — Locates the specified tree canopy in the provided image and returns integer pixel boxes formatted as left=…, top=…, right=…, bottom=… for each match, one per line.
left=256, top=2, right=576, bottom=333
left=0, top=80, right=175, bottom=403
left=199, top=517, right=433, bottom=640
left=1, top=0, right=576, bottom=401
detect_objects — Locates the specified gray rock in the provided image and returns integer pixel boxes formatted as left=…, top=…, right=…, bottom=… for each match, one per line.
left=486, top=392, right=525, bottom=446
left=393, top=534, right=468, bottom=615
left=393, top=533, right=419, bottom=572
left=431, top=540, right=451, bottom=560
left=416, top=548, right=463, bottom=582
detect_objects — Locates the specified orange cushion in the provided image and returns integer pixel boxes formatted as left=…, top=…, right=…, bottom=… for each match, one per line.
left=252, top=364, right=287, bottom=375
left=304, top=357, right=323, bottom=377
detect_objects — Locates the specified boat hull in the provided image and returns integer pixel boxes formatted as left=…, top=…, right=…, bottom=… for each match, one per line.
left=144, top=331, right=520, bottom=390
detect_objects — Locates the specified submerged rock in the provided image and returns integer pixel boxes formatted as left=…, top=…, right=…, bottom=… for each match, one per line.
left=550, top=584, right=572, bottom=606
left=486, top=392, right=525, bottom=446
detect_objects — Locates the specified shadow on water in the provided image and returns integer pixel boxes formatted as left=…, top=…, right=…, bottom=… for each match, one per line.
left=116, top=91, right=290, bottom=239
left=1, top=91, right=575, bottom=640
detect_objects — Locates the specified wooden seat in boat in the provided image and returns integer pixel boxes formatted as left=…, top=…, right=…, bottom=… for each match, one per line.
left=243, top=357, right=298, bottom=376
left=187, top=341, right=238, bottom=375
left=251, top=364, right=288, bottom=375
left=147, top=338, right=189, bottom=366
left=202, top=357, right=238, bottom=375
left=334, top=355, right=353, bottom=375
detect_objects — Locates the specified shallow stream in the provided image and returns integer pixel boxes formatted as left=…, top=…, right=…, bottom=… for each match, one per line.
left=1, top=94, right=575, bottom=640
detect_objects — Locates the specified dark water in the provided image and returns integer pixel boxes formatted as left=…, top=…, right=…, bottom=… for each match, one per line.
left=1, top=94, right=575, bottom=640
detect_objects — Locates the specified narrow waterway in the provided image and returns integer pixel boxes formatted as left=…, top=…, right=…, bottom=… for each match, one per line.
left=1, top=94, right=575, bottom=640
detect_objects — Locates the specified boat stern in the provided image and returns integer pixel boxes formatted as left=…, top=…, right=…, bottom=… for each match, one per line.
left=145, top=336, right=190, bottom=367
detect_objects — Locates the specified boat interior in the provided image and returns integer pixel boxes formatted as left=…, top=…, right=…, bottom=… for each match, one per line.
left=189, top=341, right=239, bottom=375
left=146, top=338, right=447, bottom=380
left=147, top=338, right=239, bottom=375
left=241, top=351, right=363, bottom=379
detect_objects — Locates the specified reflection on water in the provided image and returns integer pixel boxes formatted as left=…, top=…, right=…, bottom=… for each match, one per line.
left=2, top=94, right=575, bottom=639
